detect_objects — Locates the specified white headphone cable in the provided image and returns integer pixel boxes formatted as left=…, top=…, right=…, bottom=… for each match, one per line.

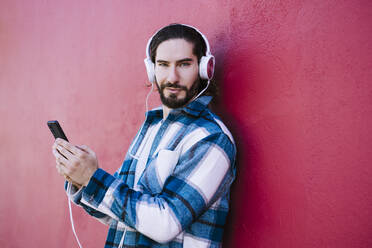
left=67, top=182, right=83, bottom=248
left=145, top=81, right=154, bottom=114
left=129, top=82, right=154, bottom=160
left=188, top=80, right=210, bottom=104
left=64, top=82, right=153, bottom=246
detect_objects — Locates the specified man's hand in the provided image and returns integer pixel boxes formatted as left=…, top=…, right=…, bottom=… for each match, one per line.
left=52, top=138, right=98, bottom=187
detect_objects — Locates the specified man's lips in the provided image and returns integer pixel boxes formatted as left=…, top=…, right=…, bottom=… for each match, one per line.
left=166, top=87, right=183, bottom=93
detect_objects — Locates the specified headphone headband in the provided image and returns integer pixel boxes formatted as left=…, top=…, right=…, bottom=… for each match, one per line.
left=145, top=24, right=212, bottom=60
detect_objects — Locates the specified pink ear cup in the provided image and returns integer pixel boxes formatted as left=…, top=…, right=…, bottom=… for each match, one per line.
left=199, top=55, right=215, bottom=80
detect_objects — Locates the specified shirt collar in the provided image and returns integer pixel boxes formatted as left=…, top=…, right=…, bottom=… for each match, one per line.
left=179, top=95, right=212, bottom=117
left=146, top=96, right=213, bottom=119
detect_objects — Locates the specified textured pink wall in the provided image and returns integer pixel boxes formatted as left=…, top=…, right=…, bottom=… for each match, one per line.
left=1, top=1, right=371, bottom=247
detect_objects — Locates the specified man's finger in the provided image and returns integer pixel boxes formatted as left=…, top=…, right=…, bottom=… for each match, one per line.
left=76, top=145, right=91, bottom=154
left=56, top=138, right=84, bottom=156
left=52, top=147, right=59, bottom=158
left=66, top=144, right=85, bottom=156
left=56, top=145, right=74, bottom=160
left=56, top=154, right=68, bottom=166
left=53, top=147, right=68, bottom=161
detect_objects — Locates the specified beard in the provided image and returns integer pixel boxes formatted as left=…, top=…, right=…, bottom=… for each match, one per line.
left=157, top=79, right=200, bottom=109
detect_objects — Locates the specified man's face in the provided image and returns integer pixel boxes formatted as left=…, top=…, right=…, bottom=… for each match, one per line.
left=154, top=38, right=200, bottom=109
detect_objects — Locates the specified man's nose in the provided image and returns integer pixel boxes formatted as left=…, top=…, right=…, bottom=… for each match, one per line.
left=167, top=65, right=179, bottom=83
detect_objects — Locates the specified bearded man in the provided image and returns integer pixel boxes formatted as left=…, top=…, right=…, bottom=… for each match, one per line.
left=52, top=23, right=236, bottom=248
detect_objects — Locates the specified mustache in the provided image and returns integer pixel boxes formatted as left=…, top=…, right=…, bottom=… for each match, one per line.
left=161, top=82, right=187, bottom=91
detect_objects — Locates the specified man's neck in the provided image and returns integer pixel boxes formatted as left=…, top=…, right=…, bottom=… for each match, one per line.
left=162, top=105, right=171, bottom=120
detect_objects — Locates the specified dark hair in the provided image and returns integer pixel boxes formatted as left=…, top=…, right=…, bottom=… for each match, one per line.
left=149, top=23, right=217, bottom=97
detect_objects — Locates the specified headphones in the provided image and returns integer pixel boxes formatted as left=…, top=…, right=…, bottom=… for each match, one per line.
left=144, top=24, right=215, bottom=84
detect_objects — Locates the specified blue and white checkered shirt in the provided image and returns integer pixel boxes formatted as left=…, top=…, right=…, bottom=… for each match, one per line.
left=68, top=96, right=236, bottom=247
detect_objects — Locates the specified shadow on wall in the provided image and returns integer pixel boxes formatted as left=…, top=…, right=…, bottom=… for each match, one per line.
left=210, top=29, right=265, bottom=247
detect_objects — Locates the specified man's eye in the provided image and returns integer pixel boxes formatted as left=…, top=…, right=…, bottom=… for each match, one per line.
left=158, top=63, right=168, bottom=67
left=179, top=63, right=190, bottom=67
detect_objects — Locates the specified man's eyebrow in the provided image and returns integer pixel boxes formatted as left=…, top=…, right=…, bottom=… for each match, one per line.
left=156, top=59, right=169, bottom=64
left=176, top=58, right=193, bottom=63
left=156, top=58, right=194, bottom=63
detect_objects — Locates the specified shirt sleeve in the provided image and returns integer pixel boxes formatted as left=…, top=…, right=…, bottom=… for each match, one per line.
left=64, top=181, right=113, bottom=226
left=79, top=132, right=236, bottom=244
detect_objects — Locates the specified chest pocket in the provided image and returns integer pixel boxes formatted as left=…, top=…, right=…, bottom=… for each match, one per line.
left=137, top=149, right=179, bottom=194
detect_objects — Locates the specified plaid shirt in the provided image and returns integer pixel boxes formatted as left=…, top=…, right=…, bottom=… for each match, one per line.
left=68, top=96, right=236, bottom=247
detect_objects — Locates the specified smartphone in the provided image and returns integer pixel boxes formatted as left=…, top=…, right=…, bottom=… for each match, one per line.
left=47, top=120, right=69, bottom=141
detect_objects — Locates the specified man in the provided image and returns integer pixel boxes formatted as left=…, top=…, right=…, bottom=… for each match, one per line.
left=52, top=24, right=236, bottom=248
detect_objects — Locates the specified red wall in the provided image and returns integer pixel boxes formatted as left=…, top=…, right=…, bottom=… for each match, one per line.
left=1, top=1, right=371, bottom=247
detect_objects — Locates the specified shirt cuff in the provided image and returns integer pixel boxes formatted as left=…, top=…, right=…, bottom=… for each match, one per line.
left=64, top=181, right=84, bottom=204
left=81, top=168, right=116, bottom=207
